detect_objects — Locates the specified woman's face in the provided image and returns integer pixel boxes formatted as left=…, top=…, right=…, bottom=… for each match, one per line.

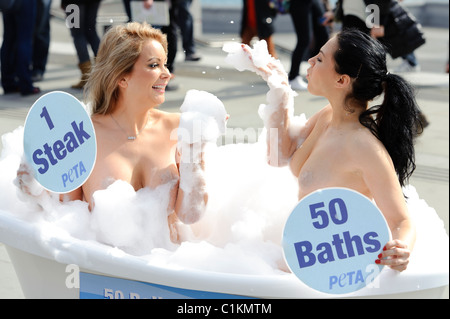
left=306, top=35, right=340, bottom=97
left=124, top=39, right=170, bottom=107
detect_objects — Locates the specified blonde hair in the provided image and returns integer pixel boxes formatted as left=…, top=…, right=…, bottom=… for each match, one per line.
left=85, top=22, right=168, bottom=115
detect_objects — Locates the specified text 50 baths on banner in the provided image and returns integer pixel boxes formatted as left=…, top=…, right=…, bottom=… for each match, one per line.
left=282, top=188, right=390, bottom=295
left=23, top=91, right=96, bottom=193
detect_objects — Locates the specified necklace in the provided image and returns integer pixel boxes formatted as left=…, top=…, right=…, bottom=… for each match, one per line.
left=110, top=112, right=149, bottom=141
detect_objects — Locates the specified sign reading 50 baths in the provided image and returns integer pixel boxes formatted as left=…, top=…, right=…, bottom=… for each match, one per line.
left=283, top=188, right=390, bottom=295
left=23, top=91, right=96, bottom=193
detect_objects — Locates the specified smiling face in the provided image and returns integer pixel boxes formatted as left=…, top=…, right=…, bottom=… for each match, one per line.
left=122, top=39, right=171, bottom=107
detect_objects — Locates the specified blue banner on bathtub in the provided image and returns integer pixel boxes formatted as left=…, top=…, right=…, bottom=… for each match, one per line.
left=79, top=272, right=252, bottom=299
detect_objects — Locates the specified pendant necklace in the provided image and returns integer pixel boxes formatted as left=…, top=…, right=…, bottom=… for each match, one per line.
left=110, top=112, right=149, bottom=141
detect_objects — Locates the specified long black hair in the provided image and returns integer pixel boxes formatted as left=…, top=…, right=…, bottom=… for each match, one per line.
left=333, top=29, right=423, bottom=187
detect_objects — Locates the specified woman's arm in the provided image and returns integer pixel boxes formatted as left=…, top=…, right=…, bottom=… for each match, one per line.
left=357, top=136, right=416, bottom=271
left=15, top=159, right=84, bottom=208
left=173, top=91, right=227, bottom=224
left=174, top=144, right=208, bottom=224
left=236, top=42, right=308, bottom=166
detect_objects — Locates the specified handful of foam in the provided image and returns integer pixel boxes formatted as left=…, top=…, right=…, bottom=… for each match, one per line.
left=223, top=40, right=293, bottom=93
left=178, top=90, right=228, bottom=145
left=224, top=40, right=307, bottom=165
left=223, top=41, right=270, bottom=72
left=223, top=40, right=296, bottom=122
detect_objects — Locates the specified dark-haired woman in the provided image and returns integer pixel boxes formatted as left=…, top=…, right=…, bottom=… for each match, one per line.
left=242, top=29, right=420, bottom=272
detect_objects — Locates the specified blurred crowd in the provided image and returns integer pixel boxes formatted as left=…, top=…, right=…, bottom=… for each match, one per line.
left=0, top=0, right=202, bottom=95
left=0, top=0, right=443, bottom=98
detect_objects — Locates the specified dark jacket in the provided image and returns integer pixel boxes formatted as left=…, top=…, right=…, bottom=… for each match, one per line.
left=336, top=0, right=425, bottom=58
left=365, top=0, right=426, bottom=58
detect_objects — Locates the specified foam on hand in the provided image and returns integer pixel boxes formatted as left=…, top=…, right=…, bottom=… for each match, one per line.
left=224, top=39, right=297, bottom=113
left=224, top=40, right=307, bottom=164
left=175, top=90, right=229, bottom=225
left=223, top=42, right=257, bottom=73
left=178, top=89, right=228, bottom=144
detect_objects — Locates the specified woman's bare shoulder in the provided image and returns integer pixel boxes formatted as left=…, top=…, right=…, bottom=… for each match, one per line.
left=302, top=104, right=332, bottom=130
left=351, top=126, right=385, bottom=150
left=90, top=113, right=110, bottom=134
left=150, top=109, right=180, bottom=128
left=318, top=104, right=333, bottom=117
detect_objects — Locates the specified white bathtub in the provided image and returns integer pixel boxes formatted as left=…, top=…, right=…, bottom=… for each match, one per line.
left=1, top=208, right=448, bottom=299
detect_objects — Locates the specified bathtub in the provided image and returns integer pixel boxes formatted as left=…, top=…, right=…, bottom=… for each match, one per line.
left=1, top=208, right=448, bottom=299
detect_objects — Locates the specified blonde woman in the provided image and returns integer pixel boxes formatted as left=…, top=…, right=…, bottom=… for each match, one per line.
left=17, top=23, right=209, bottom=242
left=88, top=23, right=210, bottom=238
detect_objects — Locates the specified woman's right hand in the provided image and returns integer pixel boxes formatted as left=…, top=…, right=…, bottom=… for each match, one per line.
left=376, top=240, right=411, bottom=272
left=15, top=162, right=33, bottom=195
left=14, top=161, right=44, bottom=197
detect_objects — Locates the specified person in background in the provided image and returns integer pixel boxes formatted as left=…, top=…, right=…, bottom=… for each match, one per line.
left=156, top=0, right=179, bottom=90
left=123, top=0, right=133, bottom=21
left=369, top=0, right=423, bottom=73
left=176, top=0, right=201, bottom=61
left=287, top=0, right=313, bottom=91
left=303, top=0, right=330, bottom=62
left=241, top=0, right=277, bottom=59
left=1, top=0, right=40, bottom=96
left=324, top=0, right=424, bottom=73
left=61, top=0, right=102, bottom=89
left=32, top=0, right=53, bottom=82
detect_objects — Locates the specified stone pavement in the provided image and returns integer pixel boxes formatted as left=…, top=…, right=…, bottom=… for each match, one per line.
left=0, top=1, right=448, bottom=298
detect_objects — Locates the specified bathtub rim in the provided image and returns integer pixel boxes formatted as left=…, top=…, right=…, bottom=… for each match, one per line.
left=1, top=208, right=449, bottom=299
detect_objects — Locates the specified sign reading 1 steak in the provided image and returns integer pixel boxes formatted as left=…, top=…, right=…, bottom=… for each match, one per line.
left=23, top=91, right=96, bottom=193
left=282, top=188, right=390, bottom=295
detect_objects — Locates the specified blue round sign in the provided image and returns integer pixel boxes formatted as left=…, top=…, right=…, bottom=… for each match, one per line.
left=23, top=91, right=96, bottom=193
left=282, top=188, right=390, bottom=295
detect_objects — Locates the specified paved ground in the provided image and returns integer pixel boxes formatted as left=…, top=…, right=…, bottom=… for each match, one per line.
left=0, top=1, right=448, bottom=298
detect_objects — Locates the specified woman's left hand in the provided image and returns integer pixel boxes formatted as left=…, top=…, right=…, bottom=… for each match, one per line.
left=240, top=44, right=290, bottom=87
left=376, top=239, right=411, bottom=272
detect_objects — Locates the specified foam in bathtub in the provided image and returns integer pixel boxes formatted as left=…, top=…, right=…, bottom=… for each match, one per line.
left=0, top=83, right=449, bottom=298
left=0, top=126, right=449, bottom=298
